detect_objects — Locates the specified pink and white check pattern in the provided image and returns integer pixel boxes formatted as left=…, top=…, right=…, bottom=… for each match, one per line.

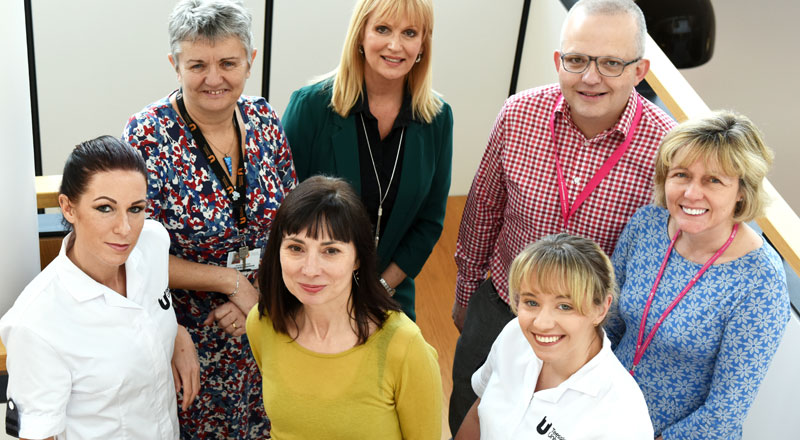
left=455, top=84, right=676, bottom=306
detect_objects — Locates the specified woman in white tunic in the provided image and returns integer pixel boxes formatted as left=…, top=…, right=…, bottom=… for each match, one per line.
left=0, top=136, right=199, bottom=440
left=456, top=234, right=652, bottom=440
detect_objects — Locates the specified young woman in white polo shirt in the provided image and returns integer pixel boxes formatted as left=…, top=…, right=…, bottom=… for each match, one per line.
left=456, top=234, right=653, bottom=439
left=0, top=136, right=199, bottom=440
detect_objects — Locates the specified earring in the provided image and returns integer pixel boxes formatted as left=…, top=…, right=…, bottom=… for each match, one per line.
left=415, top=52, right=422, bottom=63
left=359, top=46, right=364, bottom=55
left=352, top=269, right=360, bottom=286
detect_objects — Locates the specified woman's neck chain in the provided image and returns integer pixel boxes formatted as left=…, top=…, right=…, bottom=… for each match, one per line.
left=359, top=113, right=403, bottom=248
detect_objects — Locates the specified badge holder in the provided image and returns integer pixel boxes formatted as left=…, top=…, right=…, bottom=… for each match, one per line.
left=226, top=244, right=261, bottom=272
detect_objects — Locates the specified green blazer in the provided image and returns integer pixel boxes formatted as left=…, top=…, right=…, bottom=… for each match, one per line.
left=282, top=80, right=453, bottom=320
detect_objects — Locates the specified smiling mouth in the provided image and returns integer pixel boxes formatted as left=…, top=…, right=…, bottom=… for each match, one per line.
left=203, top=89, right=228, bottom=95
left=578, top=91, right=607, bottom=97
left=682, top=206, right=708, bottom=216
left=534, top=334, right=563, bottom=344
left=381, top=55, right=404, bottom=64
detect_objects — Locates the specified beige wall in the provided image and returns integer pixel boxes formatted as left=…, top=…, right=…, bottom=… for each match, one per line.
left=680, top=0, right=800, bottom=213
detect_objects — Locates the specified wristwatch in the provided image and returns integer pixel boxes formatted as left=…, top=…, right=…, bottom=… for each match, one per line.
left=379, top=278, right=396, bottom=296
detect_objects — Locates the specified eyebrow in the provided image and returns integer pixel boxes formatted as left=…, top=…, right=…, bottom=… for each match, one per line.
left=519, top=291, right=571, bottom=300
left=284, top=237, right=343, bottom=246
left=92, top=196, right=147, bottom=205
left=185, top=56, right=242, bottom=63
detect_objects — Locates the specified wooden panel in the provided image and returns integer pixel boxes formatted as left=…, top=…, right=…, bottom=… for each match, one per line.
left=416, top=196, right=465, bottom=439
left=39, top=236, right=63, bottom=270
left=645, top=37, right=800, bottom=277
left=35, top=174, right=61, bottom=209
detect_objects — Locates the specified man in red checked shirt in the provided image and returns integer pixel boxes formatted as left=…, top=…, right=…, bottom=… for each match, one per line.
left=449, top=0, right=677, bottom=434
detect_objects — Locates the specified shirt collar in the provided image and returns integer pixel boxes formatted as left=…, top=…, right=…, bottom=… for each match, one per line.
left=557, top=89, right=640, bottom=139
left=54, top=232, right=143, bottom=308
left=533, top=330, right=614, bottom=402
left=352, top=85, right=415, bottom=128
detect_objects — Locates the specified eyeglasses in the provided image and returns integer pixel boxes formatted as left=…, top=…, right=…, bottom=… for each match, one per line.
left=559, top=53, right=641, bottom=77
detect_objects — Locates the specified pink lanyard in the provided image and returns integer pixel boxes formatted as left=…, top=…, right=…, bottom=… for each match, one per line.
left=629, top=222, right=740, bottom=376
left=550, top=94, right=643, bottom=229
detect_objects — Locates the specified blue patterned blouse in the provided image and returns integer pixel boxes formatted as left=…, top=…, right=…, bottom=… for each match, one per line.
left=607, top=205, right=790, bottom=439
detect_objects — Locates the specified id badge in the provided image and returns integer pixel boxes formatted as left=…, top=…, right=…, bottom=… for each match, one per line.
left=226, top=247, right=261, bottom=271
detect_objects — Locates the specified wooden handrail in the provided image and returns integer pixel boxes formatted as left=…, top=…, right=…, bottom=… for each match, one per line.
left=644, top=38, right=800, bottom=277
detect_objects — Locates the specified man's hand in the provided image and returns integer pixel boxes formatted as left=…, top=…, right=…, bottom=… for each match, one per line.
left=452, top=302, right=468, bottom=333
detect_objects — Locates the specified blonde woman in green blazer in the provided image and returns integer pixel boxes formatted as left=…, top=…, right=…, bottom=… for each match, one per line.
left=282, top=0, right=452, bottom=320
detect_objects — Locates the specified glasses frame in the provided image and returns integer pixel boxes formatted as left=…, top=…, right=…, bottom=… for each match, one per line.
left=559, top=53, right=642, bottom=78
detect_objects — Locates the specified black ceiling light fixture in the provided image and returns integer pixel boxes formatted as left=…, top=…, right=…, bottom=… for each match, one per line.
left=637, top=0, right=716, bottom=68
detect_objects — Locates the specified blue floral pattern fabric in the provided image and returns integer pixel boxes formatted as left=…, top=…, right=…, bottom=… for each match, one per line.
left=607, top=205, right=790, bottom=439
left=124, top=93, right=296, bottom=439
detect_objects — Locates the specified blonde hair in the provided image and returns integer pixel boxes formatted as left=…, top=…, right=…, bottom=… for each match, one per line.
left=653, top=110, right=774, bottom=223
left=508, top=234, right=616, bottom=327
left=330, top=0, right=442, bottom=123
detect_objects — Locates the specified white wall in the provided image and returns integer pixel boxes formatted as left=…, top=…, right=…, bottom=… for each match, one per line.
left=33, top=0, right=532, bottom=196
left=33, top=0, right=266, bottom=176
left=516, top=0, right=565, bottom=93
left=680, top=0, right=800, bottom=213
left=1, top=0, right=41, bottom=315
left=269, top=0, right=526, bottom=195
left=743, top=310, right=800, bottom=437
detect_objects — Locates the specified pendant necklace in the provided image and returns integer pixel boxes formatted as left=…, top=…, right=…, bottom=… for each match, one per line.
left=209, top=131, right=236, bottom=176
left=360, top=113, right=404, bottom=248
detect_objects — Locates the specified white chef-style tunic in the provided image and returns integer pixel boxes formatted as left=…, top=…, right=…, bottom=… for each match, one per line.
left=0, top=220, right=179, bottom=440
left=472, top=318, right=653, bottom=440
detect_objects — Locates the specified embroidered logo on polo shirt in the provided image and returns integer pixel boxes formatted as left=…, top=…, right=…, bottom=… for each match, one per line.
left=537, top=416, right=566, bottom=439
left=158, top=288, right=172, bottom=310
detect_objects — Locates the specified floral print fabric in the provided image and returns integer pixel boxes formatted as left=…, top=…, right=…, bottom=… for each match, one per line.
left=124, top=93, right=295, bottom=438
left=607, top=205, right=789, bottom=439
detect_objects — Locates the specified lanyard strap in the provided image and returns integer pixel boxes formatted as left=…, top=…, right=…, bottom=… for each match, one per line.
left=175, top=89, right=247, bottom=227
left=630, top=222, right=740, bottom=375
left=550, top=94, right=643, bottom=229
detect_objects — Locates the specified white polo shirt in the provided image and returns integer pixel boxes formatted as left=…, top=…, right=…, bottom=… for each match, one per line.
left=0, top=220, right=179, bottom=440
left=472, top=319, right=653, bottom=440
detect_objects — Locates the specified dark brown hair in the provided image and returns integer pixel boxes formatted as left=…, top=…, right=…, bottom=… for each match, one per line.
left=257, top=175, right=399, bottom=344
left=59, top=135, right=147, bottom=230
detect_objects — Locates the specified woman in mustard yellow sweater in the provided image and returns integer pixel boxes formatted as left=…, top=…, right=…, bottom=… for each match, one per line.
left=246, top=176, right=442, bottom=439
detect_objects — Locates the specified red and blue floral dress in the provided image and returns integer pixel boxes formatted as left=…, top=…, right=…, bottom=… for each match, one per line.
left=124, top=93, right=296, bottom=438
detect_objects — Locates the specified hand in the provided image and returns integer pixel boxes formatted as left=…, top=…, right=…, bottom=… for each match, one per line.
left=452, top=302, right=468, bottom=333
left=203, top=301, right=247, bottom=337
left=230, top=272, right=259, bottom=315
left=221, top=269, right=259, bottom=316
left=171, top=325, right=200, bottom=411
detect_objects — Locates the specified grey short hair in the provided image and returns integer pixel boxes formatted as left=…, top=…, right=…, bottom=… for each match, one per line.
left=169, top=0, right=254, bottom=65
left=561, top=0, right=647, bottom=59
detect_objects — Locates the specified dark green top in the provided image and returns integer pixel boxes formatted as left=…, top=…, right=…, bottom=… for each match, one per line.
left=282, top=79, right=453, bottom=320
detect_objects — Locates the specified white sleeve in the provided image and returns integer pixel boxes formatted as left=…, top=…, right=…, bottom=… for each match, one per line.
left=5, top=325, right=71, bottom=439
left=471, top=318, right=517, bottom=397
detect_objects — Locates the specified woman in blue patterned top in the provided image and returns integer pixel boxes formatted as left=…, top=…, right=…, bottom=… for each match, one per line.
left=123, top=0, right=295, bottom=437
left=607, top=110, right=790, bottom=439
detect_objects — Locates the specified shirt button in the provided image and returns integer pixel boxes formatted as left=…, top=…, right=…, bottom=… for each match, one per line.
left=573, top=176, right=581, bottom=185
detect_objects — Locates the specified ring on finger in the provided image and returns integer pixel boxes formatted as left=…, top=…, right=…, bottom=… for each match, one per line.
left=232, top=322, right=237, bottom=329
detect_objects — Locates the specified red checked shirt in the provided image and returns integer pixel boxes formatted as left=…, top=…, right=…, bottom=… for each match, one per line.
left=455, top=84, right=676, bottom=306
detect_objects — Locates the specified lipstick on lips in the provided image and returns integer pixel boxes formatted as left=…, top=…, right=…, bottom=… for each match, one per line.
left=299, top=283, right=325, bottom=294
left=106, top=243, right=130, bottom=252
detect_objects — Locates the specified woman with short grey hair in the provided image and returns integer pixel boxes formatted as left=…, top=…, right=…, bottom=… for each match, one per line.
left=123, top=0, right=295, bottom=437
